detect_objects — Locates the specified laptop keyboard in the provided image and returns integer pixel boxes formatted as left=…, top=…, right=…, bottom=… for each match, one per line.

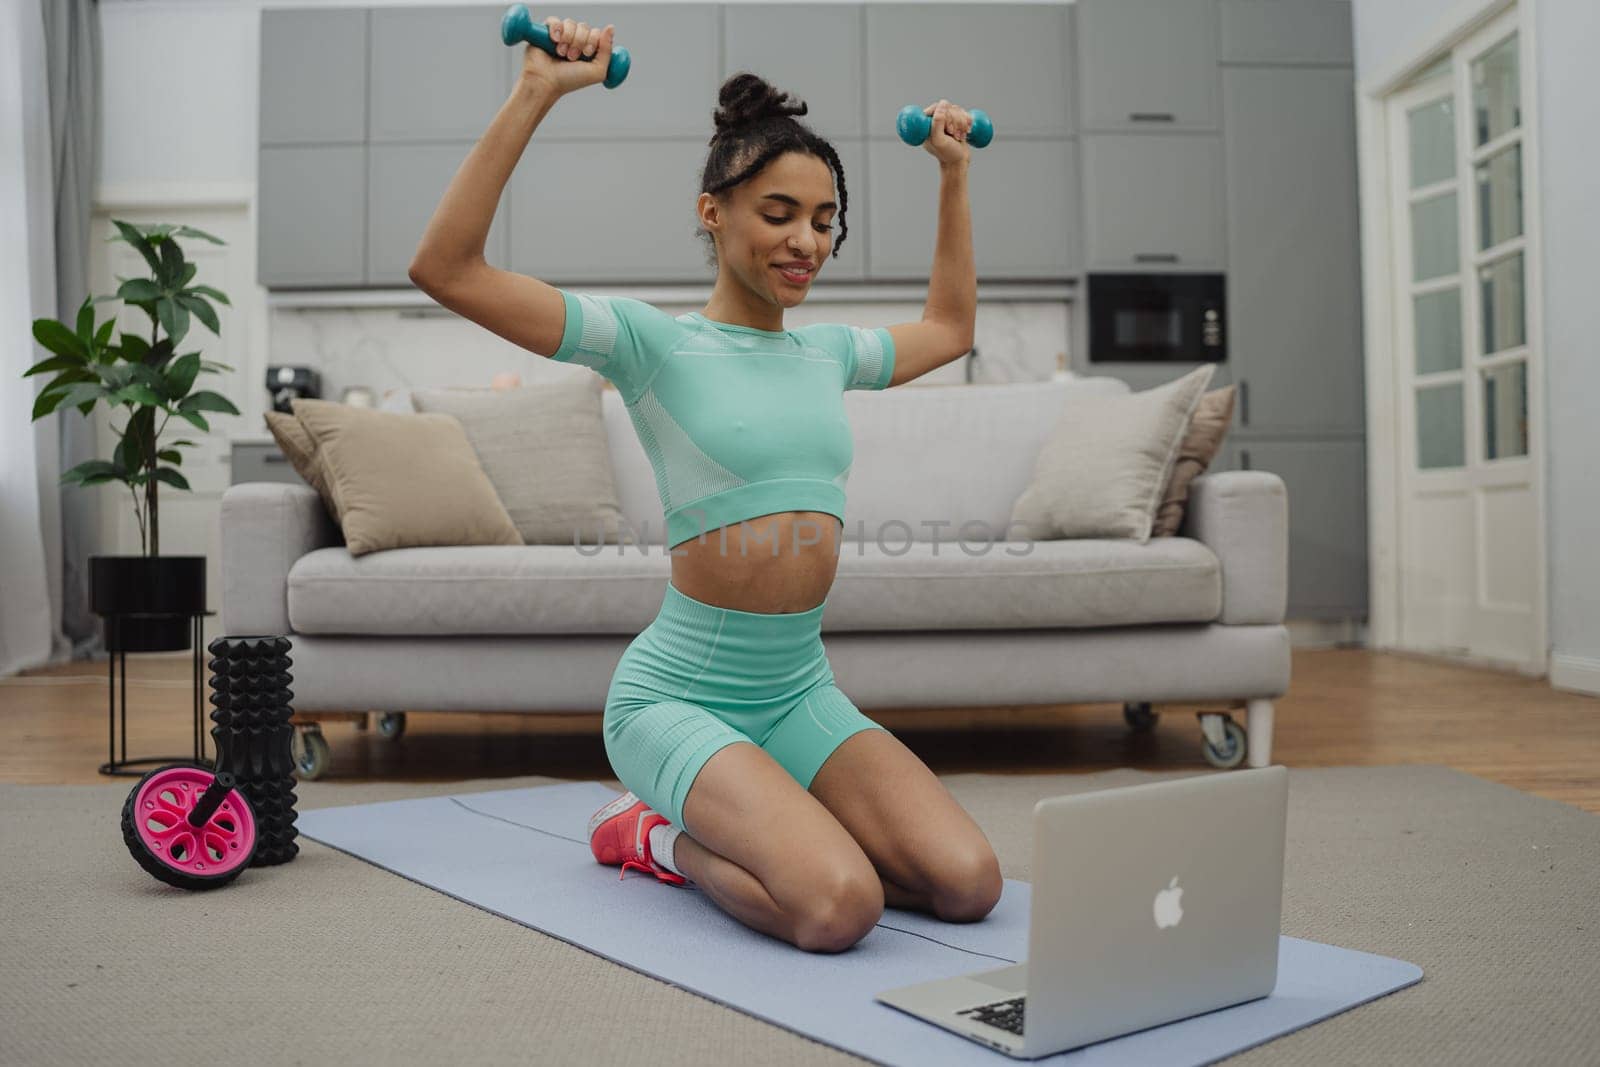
left=958, top=995, right=1026, bottom=1035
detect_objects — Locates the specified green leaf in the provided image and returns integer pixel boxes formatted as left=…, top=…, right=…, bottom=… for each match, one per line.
left=158, top=449, right=182, bottom=465
left=117, top=277, right=162, bottom=303
left=125, top=471, right=150, bottom=487
left=113, top=437, right=133, bottom=475
left=116, top=384, right=166, bottom=407
left=33, top=388, right=69, bottom=420
left=23, top=354, right=82, bottom=378
left=164, top=353, right=201, bottom=398
left=188, top=284, right=231, bottom=306
left=154, top=467, right=192, bottom=491
left=94, top=317, right=116, bottom=350
left=59, top=381, right=107, bottom=409
left=79, top=474, right=125, bottom=487
left=168, top=439, right=199, bottom=448
left=200, top=360, right=235, bottom=373
left=144, top=339, right=176, bottom=369
left=110, top=220, right=162, bottom=275
left=176, top=410, right=211, bottom=433
left=175, top=293, right=220, bottom=335
left=32, top=319, right=89, bottom=360
left=179, top=390, right=239, bottom=416
left=119, top=333, right=150, bottom=363
left=157, top=237, right=185, bottom=288
left=96, top=363, right=134, bottom=390
left=137, top=223, right=179, bottom=241
left=75, top=298, right=95, bottom=342
left=174, top=225, right=224, bottom=246
left=62, top=460, right=120, bottom=483
left=156, top=298, right=190, bottom=346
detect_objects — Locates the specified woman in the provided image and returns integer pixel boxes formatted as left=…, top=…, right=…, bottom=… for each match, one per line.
left=409, top=16, right=1001, bottom=954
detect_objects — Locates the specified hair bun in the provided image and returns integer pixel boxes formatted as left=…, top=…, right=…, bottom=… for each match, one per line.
left=712, top=72, right=808, bottom=137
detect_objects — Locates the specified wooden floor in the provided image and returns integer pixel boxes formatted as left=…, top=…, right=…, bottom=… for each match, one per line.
left=5, top=648, right=1598, bottom=812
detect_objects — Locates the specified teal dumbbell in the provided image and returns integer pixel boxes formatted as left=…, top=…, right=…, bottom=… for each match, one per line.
left=896, top=104, right=994, bottom=149
left=501, top=5, right=631, bottom=90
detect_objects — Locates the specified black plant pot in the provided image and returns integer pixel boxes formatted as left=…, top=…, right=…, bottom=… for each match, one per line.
left=90, top=555, right=207, bottom=653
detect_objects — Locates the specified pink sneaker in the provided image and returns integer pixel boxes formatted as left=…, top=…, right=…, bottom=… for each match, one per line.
left=586, top=791, right=686, bottom=886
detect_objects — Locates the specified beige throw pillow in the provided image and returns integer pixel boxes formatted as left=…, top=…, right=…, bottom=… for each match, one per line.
left=263, top=410, right=339, bottom=520
left=1009, top=364, right=1216, bottom=542
left=411, top=379, right=631, bottom=545
left=290, top=398, right=522, bottom=557
left=1152, top=385, right=1237, bottom=537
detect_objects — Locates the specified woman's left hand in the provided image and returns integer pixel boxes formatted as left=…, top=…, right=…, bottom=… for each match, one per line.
left=920, top=99, right=972, bottom=166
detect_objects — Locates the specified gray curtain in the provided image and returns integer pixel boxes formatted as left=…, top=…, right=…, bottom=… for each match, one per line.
left=42, top=0, right=103, bottom=663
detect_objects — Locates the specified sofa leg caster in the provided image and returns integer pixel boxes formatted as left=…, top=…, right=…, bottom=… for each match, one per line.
left=1245, top=699, right=1274, bottom=768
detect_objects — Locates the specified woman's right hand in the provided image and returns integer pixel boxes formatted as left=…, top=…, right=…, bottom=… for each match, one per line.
left=522, top=17, right=616, bottom=97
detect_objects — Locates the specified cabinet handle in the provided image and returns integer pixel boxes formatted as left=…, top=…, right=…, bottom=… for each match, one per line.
left=1238, top=379, right=1250, bottom=426
left=1129, top=112, right=1176, bottom=123
left=1240, top=449, right=1251, bottom=471
left=1134, top=253, right=1179, bottom=263
left=263, top=454, right=289, bottom=464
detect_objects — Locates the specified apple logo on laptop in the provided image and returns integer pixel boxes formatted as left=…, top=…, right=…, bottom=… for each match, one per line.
left=1154, top=876, right=1184, bottom=929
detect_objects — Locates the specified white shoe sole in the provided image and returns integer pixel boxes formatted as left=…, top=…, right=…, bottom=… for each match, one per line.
left=587, top=791, right=642, bottom=840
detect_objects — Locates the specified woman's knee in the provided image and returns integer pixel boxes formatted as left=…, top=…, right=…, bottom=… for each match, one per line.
left=931, top=844, right=1004, bottom=923
left=790, top=864, right=885, bottom=953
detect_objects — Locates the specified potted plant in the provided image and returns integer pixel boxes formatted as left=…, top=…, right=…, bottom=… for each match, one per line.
left=24, top=220, right=241, bottom=652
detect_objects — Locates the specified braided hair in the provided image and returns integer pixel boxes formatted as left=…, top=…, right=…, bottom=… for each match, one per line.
left=696, top=72, right=849, bottom=270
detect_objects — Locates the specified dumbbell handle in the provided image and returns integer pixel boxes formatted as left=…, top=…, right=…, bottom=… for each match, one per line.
left=501, top=4, right=631, bottom=90
left=896, top=105, right=994, bottom=149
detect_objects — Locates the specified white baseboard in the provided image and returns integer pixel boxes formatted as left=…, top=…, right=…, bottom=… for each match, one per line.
left=1550, top=654, right=1600, bottom=697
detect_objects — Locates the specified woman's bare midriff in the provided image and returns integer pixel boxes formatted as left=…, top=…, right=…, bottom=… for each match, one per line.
left=668, top=511, right=844, bottom=614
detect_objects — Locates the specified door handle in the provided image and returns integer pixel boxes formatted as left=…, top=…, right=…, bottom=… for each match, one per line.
left=1134, top=253, right=1180, bottom=264
left=1238, top=379, right=1250, bottom=426
left=1130, top=113, right=1176, bottom=123
left=1240, top=449, right=1251, bottom=471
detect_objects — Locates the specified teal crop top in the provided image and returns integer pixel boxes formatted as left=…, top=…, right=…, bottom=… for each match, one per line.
left=549, top=290, right=896, bottom=548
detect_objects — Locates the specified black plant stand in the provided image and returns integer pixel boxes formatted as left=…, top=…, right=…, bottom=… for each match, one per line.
left=98, top=611, right=216, bottom=777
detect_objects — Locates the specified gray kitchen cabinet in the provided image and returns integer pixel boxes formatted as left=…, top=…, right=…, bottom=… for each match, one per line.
left=231, top=440, right=304, bottom=487
left=506, top=139, right=712, bottom=283
left=1224, top=65, right=1362, bottom=435
left=531, top=5, right=720, bottom=139
left=865, top=4, right=1075, bottom=138
left=258, top=146, right=366, bottom=287
left=866, top=138, right=1078, bottom=280
left=260, top=9, right=367, bottom=146
left=1238, top=437, right=1368, bottom=618
left=1082, top=135, right=1225, bottom=269
left=369, top=144, right=510, bottom=286
left=370, top=7, right=508, bottom=143
left=725, top=6, right=865, bottom=139
left=1077, top=0, right=1219, bottom=131
left=1219, top=0, right=1353, bottom=66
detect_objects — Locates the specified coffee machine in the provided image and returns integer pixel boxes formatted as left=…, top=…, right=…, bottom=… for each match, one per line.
left=266, top=365, right=321, bottom=414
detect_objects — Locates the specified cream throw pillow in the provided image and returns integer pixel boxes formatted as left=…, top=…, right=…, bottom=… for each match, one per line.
left=263, top=410, right=339, bottom=520
left=290, top=398, right=522, bottom=557
left=1009, top=365, right=1216, bottom=542
left=411, top=379, right=632, bottom=546
left=1152, top=385, right=1237, bottom=537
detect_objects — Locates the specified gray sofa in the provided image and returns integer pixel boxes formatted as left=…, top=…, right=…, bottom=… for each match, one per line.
left=221, top=377, right=1289, bottom=777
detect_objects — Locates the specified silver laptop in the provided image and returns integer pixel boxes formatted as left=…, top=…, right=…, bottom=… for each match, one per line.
left=876, top=765, right=1288, bottom=1058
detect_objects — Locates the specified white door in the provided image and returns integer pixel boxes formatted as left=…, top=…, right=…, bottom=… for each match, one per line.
left=1385, top=9, right=1546, bottom=671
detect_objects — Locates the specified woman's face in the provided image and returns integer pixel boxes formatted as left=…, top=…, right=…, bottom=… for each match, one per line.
left=700, top=151, right=837, bottom=306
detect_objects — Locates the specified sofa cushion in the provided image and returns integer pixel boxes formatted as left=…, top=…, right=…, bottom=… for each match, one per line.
left=285, top=537, right=1221, bottom=635
left=1010, top=365, right=1215, bottom=543
left=290, top=398, right=522, bottom=557
left=1153, top=385, right=1237, bottom=537
left=411, top=380, right=633, bottom=546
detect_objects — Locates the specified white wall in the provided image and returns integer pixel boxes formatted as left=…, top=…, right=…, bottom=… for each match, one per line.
left=1532, top=0, right=1600, bottom=687
left=1351, top=0, right=1600, bottom=685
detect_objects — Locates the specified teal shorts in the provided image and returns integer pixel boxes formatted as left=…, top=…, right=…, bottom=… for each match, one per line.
left=602, top=580, right=888, bottom=832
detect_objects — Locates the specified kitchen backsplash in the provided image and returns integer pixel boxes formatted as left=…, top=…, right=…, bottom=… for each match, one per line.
left=266, top=300, right=1073, bottom=404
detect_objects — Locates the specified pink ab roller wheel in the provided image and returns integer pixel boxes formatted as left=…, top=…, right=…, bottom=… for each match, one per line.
left=121, top=764, right=258, bottom=890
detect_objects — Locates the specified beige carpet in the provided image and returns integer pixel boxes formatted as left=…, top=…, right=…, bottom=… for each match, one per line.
left=2, top=765, right=1596, bottom=1066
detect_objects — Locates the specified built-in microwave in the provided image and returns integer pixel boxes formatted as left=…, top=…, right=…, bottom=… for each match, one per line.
left=1087, top=273, right=1226, bottom=363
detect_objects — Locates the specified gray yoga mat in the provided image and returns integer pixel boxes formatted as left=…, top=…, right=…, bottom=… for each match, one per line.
left=298, top=781, right=1422, bottom=1066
